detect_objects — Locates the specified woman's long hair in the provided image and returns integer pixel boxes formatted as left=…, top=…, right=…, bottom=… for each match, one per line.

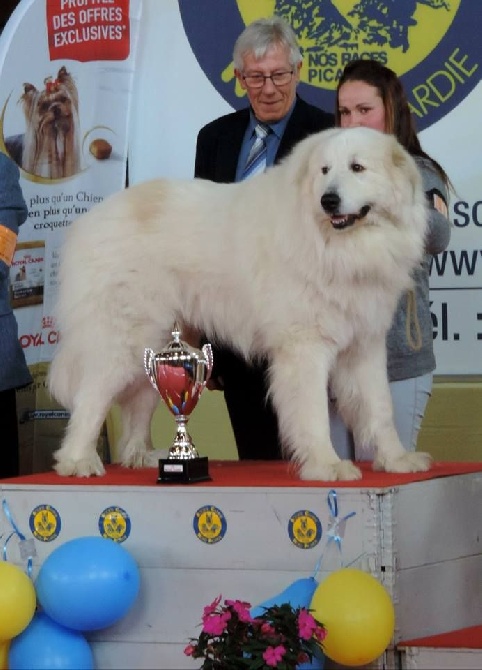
left=336, top=59, right=449, bottom=184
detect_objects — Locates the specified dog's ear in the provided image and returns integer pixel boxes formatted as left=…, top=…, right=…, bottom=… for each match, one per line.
left=22, top=83, right=37, bottom=95
left=390, top=136, right=423, bottom=199
left=21, top=83, right=38, bottom=113
left=19, top=84, right=39, bottom=125
left=390, top=135, right=410, bottom=169
left=285, top=131, right=327, bottom=191
left=57, top=66, right=79, bottom=111
left=57, top=66, right=70, bottom=82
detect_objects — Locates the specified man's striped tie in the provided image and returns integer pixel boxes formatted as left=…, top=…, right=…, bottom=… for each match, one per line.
left=242, top=123, right=270, bottom=180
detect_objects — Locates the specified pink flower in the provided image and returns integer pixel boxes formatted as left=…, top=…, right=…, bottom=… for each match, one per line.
left=202, top=595, right=222, bottom=620
left=225, top=599, right=253, bottom=623
left=314, top=624, right=327, bottom=643
left=263, top=644, right=286, bottom=667
left=260, top=622, right=276, bottom=636
left=188, top=596, right=326, bottom=667
left=297, top=609, right=318, bottom=640
left=183, top=644, right=196, bottom=657
left=202, top=611, right=231, bottom=636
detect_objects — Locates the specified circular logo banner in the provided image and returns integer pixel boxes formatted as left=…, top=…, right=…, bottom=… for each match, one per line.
left=179, top=0, right=480, bottom=131
left=193, top=505, right=227, bottom=544
left=98, top=506, right=131, bottom=543
left=288, top=509, right=322, bottom=549
left=29, top=504, right=61, bottom=542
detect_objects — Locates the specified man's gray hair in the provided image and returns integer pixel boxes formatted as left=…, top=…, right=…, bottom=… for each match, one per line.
left=233, top=16, right=302, bottom=71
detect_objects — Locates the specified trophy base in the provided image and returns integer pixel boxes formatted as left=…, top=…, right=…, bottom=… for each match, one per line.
left=157, top=456, right=211, bottom=484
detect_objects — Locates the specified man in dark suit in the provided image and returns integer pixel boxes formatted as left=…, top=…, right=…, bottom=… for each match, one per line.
left=194, top=16, right=334, bottom=460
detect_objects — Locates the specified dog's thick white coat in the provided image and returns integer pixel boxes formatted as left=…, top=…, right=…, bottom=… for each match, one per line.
left=49, top=127, right=431, bottom=479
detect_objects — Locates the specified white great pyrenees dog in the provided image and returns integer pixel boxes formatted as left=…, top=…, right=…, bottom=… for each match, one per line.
left=49, top=126, right=432, bottom=480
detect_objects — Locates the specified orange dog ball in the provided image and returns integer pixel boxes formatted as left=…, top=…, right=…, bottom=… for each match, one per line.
left=310, top=568, right=395, bottom=667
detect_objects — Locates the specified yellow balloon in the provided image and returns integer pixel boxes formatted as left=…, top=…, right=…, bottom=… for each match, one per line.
left=0, top=562, right=36, bottom=640
left=0, top=640, right=9, bottom=670
left=310, top=568, right=395, bottom=667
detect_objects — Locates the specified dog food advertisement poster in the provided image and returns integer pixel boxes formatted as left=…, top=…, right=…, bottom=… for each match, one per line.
left=0, top=0, right=142, bottom=470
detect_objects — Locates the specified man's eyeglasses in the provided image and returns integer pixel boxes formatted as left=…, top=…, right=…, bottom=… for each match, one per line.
left=241, top=71, right=294, bottom=89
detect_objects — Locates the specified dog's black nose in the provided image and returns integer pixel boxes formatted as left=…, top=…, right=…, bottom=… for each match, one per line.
left=321, top=191, right=340, bottom=213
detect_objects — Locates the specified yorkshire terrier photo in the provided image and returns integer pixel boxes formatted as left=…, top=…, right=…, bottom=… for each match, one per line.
left=6, top=66, right=80, bottom=179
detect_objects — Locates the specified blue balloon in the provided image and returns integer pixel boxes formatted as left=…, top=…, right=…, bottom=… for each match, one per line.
left=9, top=612, right=94, bottom=670
left=250, top=577, right=318, bottom=617
left=35, top=536, right=140, bottom=631
left=298, top=649, right=324, bottom=670
left=251, top=578, right=324, bottom=670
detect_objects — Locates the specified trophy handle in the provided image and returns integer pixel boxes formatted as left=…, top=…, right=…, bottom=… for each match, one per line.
left=202, top=343, right=213, bottom=381
left=144, top=348, right=159, bottom=391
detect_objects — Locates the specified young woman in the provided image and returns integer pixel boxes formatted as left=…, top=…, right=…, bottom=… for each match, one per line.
left=331, top=59, right=452, bottom=459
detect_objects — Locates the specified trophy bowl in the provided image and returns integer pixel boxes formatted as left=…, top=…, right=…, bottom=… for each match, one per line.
left=144, top=324, right=213, bottom=483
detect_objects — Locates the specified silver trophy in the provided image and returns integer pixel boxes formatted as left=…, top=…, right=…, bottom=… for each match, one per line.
left=144, top=324, right=213, bottom=483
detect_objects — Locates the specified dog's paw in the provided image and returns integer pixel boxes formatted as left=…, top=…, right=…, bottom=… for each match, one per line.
left=374, top=450, right=433, bottom=474
left=121, top=448, right=168, bottom=469
left=299, top=458, right=362, bottom=481
left=53, top=453, right=106, bottom=477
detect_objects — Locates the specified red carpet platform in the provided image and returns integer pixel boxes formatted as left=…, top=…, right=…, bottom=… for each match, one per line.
left=3, top=459, right=482, bottom=487
left=400, top=624, right=482, bottom=649
left=398, top=625, right=482, bottom=669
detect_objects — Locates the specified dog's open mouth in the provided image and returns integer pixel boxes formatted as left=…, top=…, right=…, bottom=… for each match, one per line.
left=330, top=205, right=371, bottom=230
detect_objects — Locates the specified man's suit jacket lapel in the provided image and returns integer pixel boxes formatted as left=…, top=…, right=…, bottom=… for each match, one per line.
left=217, top=109, right=250, bottom=182
left=276, top=98, right=311, bottom=162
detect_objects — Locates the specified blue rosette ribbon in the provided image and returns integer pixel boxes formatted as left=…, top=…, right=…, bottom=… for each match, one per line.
left=1, top=497, right=36, bottom=577
left=312, top=489, right=356, bottom=576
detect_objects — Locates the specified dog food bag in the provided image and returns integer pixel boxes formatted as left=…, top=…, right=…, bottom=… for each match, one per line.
left=9, top=240, right=45, bottom=308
